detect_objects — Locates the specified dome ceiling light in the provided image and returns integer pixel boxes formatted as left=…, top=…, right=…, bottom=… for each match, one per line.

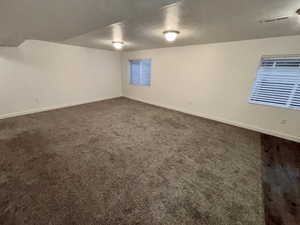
left=163, top=30, right=180, bottom=42
left=112, top=41, right=124, bottom=50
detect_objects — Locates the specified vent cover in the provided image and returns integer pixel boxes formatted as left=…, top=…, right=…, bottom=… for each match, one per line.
left=259, top=16, right=289, bottom=23
left=249, top=57, right=300, bottom=110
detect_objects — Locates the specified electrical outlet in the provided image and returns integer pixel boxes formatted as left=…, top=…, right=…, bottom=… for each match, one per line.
left=280, top=120, right=287, bottom=125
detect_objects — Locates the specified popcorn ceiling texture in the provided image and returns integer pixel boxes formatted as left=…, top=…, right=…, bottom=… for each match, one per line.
left=0, top=97, right=264, bottom=225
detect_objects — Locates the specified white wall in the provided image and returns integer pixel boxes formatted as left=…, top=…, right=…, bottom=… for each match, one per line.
left=0, top=40, right=122, bottom=118
left=122, top=35, right=300, bottom=143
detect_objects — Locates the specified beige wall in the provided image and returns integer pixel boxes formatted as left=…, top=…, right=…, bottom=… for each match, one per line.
left=0, top=40, right=122, bottom=118
left=122, top=35, right=300, bottom=143
left=1, top=37, right=299, bottom=142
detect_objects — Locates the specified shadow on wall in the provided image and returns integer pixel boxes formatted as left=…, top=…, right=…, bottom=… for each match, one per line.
left=0, top=45, right=27, bottom=64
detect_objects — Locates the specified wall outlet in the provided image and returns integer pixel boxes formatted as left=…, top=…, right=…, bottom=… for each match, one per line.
left=35, top=98, right=40, bottom=105
left=280, top=120, right=287, bottom=125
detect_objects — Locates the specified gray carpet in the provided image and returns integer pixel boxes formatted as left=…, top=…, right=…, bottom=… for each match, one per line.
left=0, top=97, right=264, bottom=225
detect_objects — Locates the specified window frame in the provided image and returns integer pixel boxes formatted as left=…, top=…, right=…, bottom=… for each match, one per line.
left=129, top=59, right=152, bottom=87
left=249, top=55, right=300, bottom=111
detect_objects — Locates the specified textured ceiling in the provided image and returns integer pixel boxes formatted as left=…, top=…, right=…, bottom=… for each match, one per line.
left=0, top=0, right=177, bottom=46
left=1, top=0, right=300, bottom=51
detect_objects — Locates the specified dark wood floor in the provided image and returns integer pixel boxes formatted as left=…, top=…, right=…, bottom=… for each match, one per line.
left=262, top=135, right=300, bottom=225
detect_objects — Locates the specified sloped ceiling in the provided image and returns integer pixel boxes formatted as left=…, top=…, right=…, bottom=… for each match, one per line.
left=1, top=0, right=300, bottom=51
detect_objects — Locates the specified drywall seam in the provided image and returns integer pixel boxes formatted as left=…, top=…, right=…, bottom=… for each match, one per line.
left=120, top=52, right=125, bottom=96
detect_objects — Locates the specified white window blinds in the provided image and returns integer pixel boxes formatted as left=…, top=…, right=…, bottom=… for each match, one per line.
left=130, top=59, right=151, bottom=86
left=249, top=57, right=300, bottom=110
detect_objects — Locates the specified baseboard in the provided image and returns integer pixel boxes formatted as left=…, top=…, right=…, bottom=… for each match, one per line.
left=125, top=96, right=300, bottom=143
left=0, top=96, right=122, bottom=120
left=2, top=94, right=299, bottom=143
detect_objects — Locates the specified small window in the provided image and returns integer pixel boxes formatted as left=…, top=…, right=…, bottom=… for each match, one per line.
left=249, top=56, right=300, bottom=110
left=129, top=59, right=151, bottom=86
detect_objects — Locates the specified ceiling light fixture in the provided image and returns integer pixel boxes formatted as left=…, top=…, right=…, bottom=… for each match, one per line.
left=112, top=41, right=124, bottom=50
left=163, top=30, right=180, bottom=42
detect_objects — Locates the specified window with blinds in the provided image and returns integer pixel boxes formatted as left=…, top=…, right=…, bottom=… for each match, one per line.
left=249, top=57, right=300, bottom=110
left=129, top=59, right=151, bottom=86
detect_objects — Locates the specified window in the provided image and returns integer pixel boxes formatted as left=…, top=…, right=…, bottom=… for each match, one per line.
left=129, top=59, right=151, bottom=86
left=249, top=56, right=300, bottom=110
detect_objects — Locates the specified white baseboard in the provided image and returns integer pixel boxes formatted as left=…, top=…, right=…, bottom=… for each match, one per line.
left=1, top=94, right=298, bottom=143
left=125, top=96, right=300, bottom=143
left=0, top=96, right=121, bottom=120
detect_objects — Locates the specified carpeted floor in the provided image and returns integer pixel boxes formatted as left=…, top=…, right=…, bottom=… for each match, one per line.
left=0, top=97, right=264, bottom=225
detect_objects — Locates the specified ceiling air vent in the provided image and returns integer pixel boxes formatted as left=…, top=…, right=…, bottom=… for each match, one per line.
left=259, top=16, right=289, bottom=24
